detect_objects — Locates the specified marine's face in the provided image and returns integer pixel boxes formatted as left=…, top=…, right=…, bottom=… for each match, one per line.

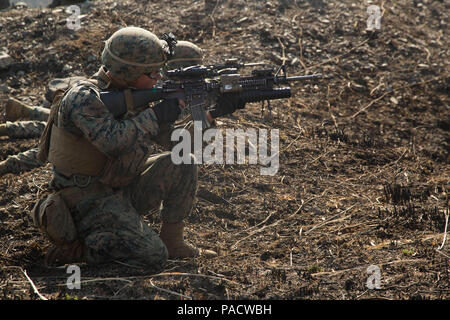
left=134, top=71, right=163, bottom=89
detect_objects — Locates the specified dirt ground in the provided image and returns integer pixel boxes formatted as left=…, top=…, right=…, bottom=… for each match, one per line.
left=0, top=0, right=449, bottom=300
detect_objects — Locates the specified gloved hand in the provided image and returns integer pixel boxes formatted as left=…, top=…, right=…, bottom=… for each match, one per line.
left=209, top=93, right=246, bottom=119
left=152, top=98, right=182, bottom=124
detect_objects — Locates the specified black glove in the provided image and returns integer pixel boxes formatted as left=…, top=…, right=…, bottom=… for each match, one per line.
left=209, top=93, right=246, bottom=119
left=152, top=98, right=181, bottom=124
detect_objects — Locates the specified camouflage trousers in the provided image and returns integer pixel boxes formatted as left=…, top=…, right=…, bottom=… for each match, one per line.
left=70, top=151, right=198, bottom=270
left=0, top=122, right=46, bottom=175
left=1, top=148, right=44, bottom=174
left=4, top=121, right=46, bottom=138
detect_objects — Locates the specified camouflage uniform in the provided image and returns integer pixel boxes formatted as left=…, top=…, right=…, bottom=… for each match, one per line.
left=2, top=121, right=46, bottom=138
left=0, top=95, right=50, bottom=175
left=0, top=121, right=46, bottom=176
left=34, top=28, right=203, bottom=270
left=0, top=148, right=43, bottom=175
left=0, top=77, right=103, bottom=176
left=44, top=68, right=199, bottom=269
left=4, top=98, right=50, bottom=122
left=0, top=41, right=201, bottom=177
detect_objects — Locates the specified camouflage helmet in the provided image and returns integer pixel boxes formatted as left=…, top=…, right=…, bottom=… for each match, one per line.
left=101, top=27, right=167, bottom=83
left=165, top=40, right=203, bottom=70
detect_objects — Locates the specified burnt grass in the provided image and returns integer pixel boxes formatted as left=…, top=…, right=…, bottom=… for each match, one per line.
left=0, top=0, right=449, bottom=300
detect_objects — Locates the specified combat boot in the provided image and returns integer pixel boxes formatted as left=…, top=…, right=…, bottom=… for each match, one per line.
left=45, top=240, right=86, bottom=266
left=159, top=222, right=217, bottom=259
left=5, top=98, right=31, bottom=121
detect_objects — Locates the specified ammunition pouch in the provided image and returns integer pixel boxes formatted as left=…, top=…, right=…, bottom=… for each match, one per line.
left=48, top=124, right=108, bottom=177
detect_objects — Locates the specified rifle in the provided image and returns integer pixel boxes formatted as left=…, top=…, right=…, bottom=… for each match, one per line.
left=100, top=65, right=322, bottom=129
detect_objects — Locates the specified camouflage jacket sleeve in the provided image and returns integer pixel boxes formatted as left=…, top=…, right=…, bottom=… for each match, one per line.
left=59, top=80, right=160, bottom=158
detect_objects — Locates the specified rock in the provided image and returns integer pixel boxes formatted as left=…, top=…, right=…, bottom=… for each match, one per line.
left=0, top=0, right=9, bottom=10
left=0, top=51, right=14, bottom=69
